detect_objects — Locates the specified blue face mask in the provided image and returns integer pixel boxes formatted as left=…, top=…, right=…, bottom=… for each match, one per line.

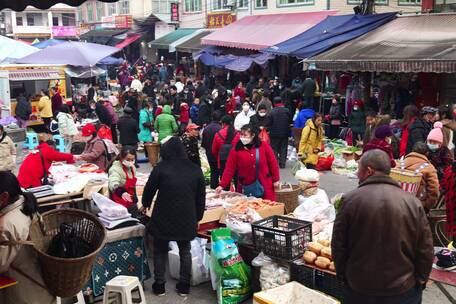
left=427, top=143, right=439, bottom=152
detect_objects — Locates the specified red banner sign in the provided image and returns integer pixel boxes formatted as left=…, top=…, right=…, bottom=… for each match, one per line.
left=170, top=3, right=179, bottom=22
left=207, top=13, right=236, bottom=28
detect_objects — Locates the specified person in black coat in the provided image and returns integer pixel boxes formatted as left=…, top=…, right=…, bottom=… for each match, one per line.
left=142, top=78, right=156, bottom=98
left=197, top=97, right=212, bottom=127
left=15, top=93, right=32, bottom=128
left=250, top=104, right=271, bottom=132
left=117, top=107, right=140, bottom=166
left=141, top=137, right=205, bottom=296
left=89, top=100, right=112, bottom=126
left=406, top=106, right=438, bottom=154
left=268, top=96, right=291, bottom=168
left=202, top=111, right=222, bottom=189
left=126, top=89, right=140, bottom=121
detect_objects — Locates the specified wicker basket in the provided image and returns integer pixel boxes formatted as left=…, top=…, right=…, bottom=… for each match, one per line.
left=390, top=168, right=423, bottom=195
left=145, top=142, right=160, bottom=166
left=275, top=184, right=301, bottom=213
left=29, top=208, right=106, bottom=297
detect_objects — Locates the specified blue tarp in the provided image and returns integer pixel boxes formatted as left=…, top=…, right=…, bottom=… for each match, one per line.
left=264, top=12, right=397, bottom=59
left=194, top=46, right=275, bottom=72
left=33, top=39, right=65, bottom=49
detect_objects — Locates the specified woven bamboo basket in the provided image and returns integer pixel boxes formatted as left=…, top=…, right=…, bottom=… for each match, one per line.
left=390, top=168, right=423, bottom=195
left=145, top=142, right=160, bottom=166
left=275, top=184, right=301, bottom=213
left=29, top=208, right=106, bottom=297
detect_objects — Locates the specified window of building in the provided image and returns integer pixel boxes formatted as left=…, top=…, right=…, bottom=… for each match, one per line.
left=119, top=0, right=130, bottom=14
left=26, top=13, right=44, bottom=26
left=152, top=0, right=169, bottom=14
left=398, top=0, right=421, bottom=4
left=348, top=0, right=389, bottom=3
left=96, top=2, right=104, bottom=21
left=185, top=0, right=202, bottom=12
left=277, top=0, right=313, bottom=6
left=77, top=7, right=83, bottom=23
left=213, top=0, right=226, bottom=10
left=255, top=0, right=267, bottom=8
left=238, top=0, right=249, bottom=8
left=87, top=4, right=94, bottom=22
left=62, top=13, right=75, bottom=26
left=16, top=16, right=23, bottom=26
left=53, top=16, right=59, bottom=26
left=107, top=3, right=117, bottom=15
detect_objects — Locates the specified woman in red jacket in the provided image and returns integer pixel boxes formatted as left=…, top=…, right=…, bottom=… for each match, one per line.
left=216, top=124, right=280, bottom=201
left=17, top=133, right=75, bottom=189
left=399, top=105, right=418, bottom=157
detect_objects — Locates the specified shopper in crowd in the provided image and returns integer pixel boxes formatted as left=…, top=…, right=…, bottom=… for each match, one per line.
left=403, top=142, right=440, bottom=211
left=299, top=113, right=324, bottom=169
left=117, top=107, right=140, bottom=166
left=197, top=97, right=211, bottom=127
left=142, top=137, right=206, bottom=297
left=202, top=111, right=223, bottom=189
left=293, top=102, right=315, bottom=129
left=51, top=87, right=63, bottom=117
left=181, top=123, right=201, bottom=167
left=332, top=149, right=433, bottom=304
left=212, top=115, right=239, bottom=177
left=256, top=92, right=273, bottom=114
left=302, top=76, right=316, bottom=107
left=78, top=123, right=109, bottom=171
left=130, top=75, right=143, bottom=93
left=190, top=98, right=200, bottom=123
left=233, top=81, right=246, bottom=102
left=178, top=102, right=190, bottom=133
left=0, top=171, right=55, bottom=304
left=328, top=96, right=343, bottom=139
left=250, top=104, right=271, bottom=131
left=363, top=125, right=396, bottom=168
left=349, top=100, right=366, bottom=145
left=18, top=133, right=75, bottom=188
left=138, top=99, right=154, bottom=144
left=56, top=104, right=78, bottom=151
left=142, top=78, right=156, bottom=98
left=38, top=89, right=53, bottom=130
left=427, top=122, right=453, bottom=181
left=246, top=75, right=257, bottom=98
left=89, top=100, right=112, bottom=127
left=439, top=104, right=456, bottom=155
left=399, top=105, right=419, bottom=156
left=216, top=124, right=280, bottom=200
left=269, top=96, right=291, bottom=169
left=234, top=101, right=255, bottom=130
left=362, top=111, right=377, bottom=146
left=15, top=92, right=32, bottom=128
left=0, top=124, right=16, bottom=172
left=154, top=104, right=178, bottom=143
left=406, top=106, right=438, bottom=154
left=103, top=99, right=119, bottom=144
left=194, top=81, right=206, bottom=99
left=108, top=146, right=139, bottom=215
left=126, top=88, right=140, bottom=121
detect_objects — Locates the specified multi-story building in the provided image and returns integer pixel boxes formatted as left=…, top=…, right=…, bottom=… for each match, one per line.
left=3, top=4, right=77, bottom=41
left=179, top=0, right=422, bottom=28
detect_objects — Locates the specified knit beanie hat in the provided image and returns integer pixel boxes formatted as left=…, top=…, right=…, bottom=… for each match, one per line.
left=427, top=121, right=444, bottom=143
left=374, top=125, right=393, bottom=139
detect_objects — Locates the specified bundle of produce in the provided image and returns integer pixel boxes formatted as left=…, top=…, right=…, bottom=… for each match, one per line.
left=302, top=240, right=335, bottom=272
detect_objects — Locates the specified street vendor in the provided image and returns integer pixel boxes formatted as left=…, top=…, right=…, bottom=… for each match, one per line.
left=298, top=113, right=324, bottom=170
left=77, top=123, right=109, bottom=171
left=108, top=146, right=138, bottom=215
left=17, top=133, right=75, bottom=189
left=0, top=171, right=55, bottom=304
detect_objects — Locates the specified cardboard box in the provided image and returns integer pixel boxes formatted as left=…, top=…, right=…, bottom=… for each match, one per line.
left=220, top=203, right=285, bottom=224
left=199, top=206, right=226, bottom=224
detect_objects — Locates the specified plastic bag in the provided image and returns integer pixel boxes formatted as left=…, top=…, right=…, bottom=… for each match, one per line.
left=258, top=129, right=270, bottom=144
left=169, top=238, right=209, bottom=285
left=294, top=190, right=335, bottom=222
left=211, top=228, right=251, bottom=304
left=316, top=156, right=334, bottom=171
left=92, top=192, right=129, bottom=219
left=97, top=124, right=113, bottom=140
left=252, top=252, right=290, bottom=290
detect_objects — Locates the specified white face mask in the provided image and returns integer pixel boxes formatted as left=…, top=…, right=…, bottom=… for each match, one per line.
left=242, top=105, right=250, bottom=112
left=240, top=136, right=252, bottom=145
left=90, top=106, right=96, bottom=110
left=258, top=112, right=266, bottom=117
left=122, top=160, right=135, bottom=168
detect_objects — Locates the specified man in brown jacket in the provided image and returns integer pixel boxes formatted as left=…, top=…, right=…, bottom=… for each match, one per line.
left=332, top=149, right=433, bottom=304
left=404, top=142, right=440, bottom=211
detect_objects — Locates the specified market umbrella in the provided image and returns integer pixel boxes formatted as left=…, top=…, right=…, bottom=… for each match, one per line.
left=16, top=41, right=120, bottom=67
left=33, top=38, right=65, bottom=49
left=0, top=35, right=39, bottom=63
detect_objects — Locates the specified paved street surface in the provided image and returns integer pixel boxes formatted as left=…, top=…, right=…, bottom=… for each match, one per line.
left=134, top=157, right=456, bottom=304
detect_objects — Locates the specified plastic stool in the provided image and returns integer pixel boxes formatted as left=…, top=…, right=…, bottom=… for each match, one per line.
left=24, top=132, right=38, bottom=150
left=56, top=291, right=85, bottom=304
left=103, top=276, right=146, bottom=304
left=53, top=135, right=65, bottom=152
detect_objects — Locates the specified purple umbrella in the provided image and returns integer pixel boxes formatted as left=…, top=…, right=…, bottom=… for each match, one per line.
left=16, top=41, right=120, bottom=67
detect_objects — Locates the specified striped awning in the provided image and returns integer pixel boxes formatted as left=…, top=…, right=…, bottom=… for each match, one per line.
left=8, top=70, right=62, bottom=81
left=305, top=14, right=456, bottom=73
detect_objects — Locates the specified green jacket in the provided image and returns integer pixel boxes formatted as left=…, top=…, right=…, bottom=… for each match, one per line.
left=108, top=160, right=136, bottom=192
left=154, top=105, right=178, bottom=143
left=138, top=108, right=154, bottom=142
left=349, top=109, right=366, bottom=135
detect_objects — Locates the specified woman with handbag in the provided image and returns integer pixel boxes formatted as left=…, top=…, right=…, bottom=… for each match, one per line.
left=298, top=113, right=324, bottom=170
left=216, top=124, right=280, bottom=201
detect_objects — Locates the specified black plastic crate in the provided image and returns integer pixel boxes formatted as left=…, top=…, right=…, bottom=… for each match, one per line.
left=251, top=215, right=312, bottom=260
left=290, top=262, right=315, bottom=288
left=315, top=269, right=345, bottom=302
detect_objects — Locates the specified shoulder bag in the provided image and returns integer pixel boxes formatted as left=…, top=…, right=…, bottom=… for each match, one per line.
left=243, top=147, right=265, bottom=198
left=38, top=149, right=50, bottom=185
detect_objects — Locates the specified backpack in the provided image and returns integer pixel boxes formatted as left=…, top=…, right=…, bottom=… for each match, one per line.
left=217, top=131, right=233, bottom=162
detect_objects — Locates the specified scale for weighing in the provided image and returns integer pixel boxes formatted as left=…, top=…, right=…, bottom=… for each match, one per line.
left=25, top=185, right=55, bottom=198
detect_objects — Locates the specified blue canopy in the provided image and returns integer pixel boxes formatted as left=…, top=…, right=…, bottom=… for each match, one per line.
left=99, top=56, right=123, bottom=65
left=264, top=12, right=397, bottom=59
left=32, top=39, right=65, bottom=49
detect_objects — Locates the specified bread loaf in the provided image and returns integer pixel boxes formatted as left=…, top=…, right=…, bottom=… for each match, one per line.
left=321, top=247, right=332, bottom=260
left=308, top=242, right=324, bottom=255
left=315, top=256, right=331, bottom=269
left=303, top=251, right=317, bottom=264
left=329, top=262, right=336, bottom=272
left=317, top=239, right=330, bottom=247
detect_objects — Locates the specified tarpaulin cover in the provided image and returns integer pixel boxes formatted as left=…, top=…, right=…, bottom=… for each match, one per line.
left=306, top=14, right=456, bottom=73
left=149, top=28, right=200, bottom=50
left=175, top=30, right=213, bottom=53
left=80, top=29, right=127, bottom=46
left=264, top=12, right=397, bottom=59
left=32, top=39, right=65, bottom=49
left=194, top=46, right=274, bottom=72
left=201, top=11, right=337, bottom=51
left=115, top=34, right=142, bottom=49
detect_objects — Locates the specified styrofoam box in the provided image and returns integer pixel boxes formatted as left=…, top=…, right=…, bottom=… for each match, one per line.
left=168, top=251, right=210, bottom=286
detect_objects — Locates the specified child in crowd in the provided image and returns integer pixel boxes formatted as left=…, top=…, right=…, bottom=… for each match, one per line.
left=363, top=125, right=396, bottom=168
left=179, top=102, right=190, bottom=133
left=190, top=98, right=200, bottom=123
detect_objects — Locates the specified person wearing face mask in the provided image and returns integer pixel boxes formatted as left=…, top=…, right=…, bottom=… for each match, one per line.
left=332, top=150, right=433, bottom=304
left=0, top=172, right=56, bottom=304
left=216, top=124, right=280, bottom=200
left=439, top=104, right=456, bottom=156
left=406, top=106, right=438, bottom=154
left=328, top=96, right=343, bottom=139
left=250, top=104, right=271, bottom=131
left=181, top=123, right=202, bottom=167
left=108, top=146, right=139, bottom=213
left=234, top=102, right=255, bottom=131
left=348, top=100, right=366, bottom=145
left=362, top=125, right=396, bottom=168
left=78, top=123, right=109, bottom=171
left=426, top=122, right=453, bottom=181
